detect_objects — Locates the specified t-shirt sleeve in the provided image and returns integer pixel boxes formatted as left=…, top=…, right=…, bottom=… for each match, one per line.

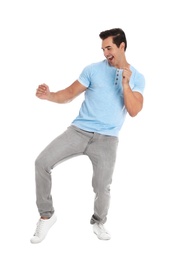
left=78, top=65, right=91, bottom=88
left=133, top=72, right=145, bottom=95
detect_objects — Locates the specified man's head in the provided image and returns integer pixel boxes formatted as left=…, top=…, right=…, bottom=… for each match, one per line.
left=99, top=28, right=127, bottom=51
left=99, top=28, right=127, bottom=68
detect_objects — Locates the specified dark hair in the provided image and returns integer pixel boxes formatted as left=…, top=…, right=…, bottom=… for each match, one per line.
left=99, top=28, right=127, bottom=51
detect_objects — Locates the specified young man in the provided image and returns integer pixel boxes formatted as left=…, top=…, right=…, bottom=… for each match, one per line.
left=30, top=28, right=145, bottom=243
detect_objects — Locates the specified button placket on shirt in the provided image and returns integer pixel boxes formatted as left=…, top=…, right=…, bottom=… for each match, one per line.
left=114, top=69, right=121, bottom=86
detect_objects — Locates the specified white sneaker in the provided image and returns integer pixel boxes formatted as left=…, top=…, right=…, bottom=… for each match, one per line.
left=30, top=214, right=57, bottom=244
left=93, top=223, right=111, bottom=240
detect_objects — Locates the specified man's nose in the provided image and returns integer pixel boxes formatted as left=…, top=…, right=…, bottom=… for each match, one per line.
left=104, top=49, right=109, bottom=57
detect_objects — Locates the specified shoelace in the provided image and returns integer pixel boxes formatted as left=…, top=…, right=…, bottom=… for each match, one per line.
left=97, top=224, right=109, bottom=234
left=34, top=220, right=45, bottom=236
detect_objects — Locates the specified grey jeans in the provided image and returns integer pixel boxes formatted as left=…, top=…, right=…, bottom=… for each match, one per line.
left=35, top=125, right=119, bottom=224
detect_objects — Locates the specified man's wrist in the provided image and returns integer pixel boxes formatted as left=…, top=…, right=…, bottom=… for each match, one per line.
left=123, top=82, right=130, bottom=89
left=47, top=92, right=55, bottom=102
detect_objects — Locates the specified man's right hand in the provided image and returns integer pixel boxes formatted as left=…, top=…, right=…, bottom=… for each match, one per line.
left=36, top=83, right=50, bottom=100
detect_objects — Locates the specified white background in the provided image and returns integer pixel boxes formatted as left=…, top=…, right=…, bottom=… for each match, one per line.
left=0, top=0, right=185, bottom=259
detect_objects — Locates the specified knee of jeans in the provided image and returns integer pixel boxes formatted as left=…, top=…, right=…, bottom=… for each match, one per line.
left=93, top=182, right=111, bottom=194
left=35, top=155, right=50, bottom=172
left=35, top=157, right=41, bottom=170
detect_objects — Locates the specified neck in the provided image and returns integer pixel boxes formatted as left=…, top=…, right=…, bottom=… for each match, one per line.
left=116, top=54, right=129, bottom=69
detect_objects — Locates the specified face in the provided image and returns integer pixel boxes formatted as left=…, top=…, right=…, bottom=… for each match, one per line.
left=101, top=36, right=124, bottom=68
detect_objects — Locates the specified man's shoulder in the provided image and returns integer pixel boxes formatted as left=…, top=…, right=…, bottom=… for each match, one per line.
left=130, top=65, right=143, bottom=74
left=130, top=65, right=145, bottom=90
left=85, top=59, right=108, bottom=69
left=130, top=65, right=145, bottom=80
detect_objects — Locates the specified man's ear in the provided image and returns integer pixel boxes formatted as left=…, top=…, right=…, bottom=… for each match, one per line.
left=120, top=42, right=125, bottom=51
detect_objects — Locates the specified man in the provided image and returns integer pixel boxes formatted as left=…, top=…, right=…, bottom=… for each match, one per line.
left=30, top=28, right=145, bottom=244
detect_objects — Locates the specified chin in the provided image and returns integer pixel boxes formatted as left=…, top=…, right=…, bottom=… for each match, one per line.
left=108, top=61, right=114, bottom=66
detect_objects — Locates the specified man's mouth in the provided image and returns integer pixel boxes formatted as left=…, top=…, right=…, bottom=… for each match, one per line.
left=107, top=55, right=114, bottom=62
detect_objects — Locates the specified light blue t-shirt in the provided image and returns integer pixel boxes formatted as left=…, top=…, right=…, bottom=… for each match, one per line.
left=72, top=60, right=145, bottom=136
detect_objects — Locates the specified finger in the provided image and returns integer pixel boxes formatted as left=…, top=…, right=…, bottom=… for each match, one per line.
left=125, top=64, right=130, bottom=69
left=123, top=67, right=131, bottom=72
left=37, top=85, right=47, bottom=91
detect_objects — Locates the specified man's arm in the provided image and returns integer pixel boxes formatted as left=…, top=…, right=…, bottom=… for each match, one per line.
left=122, top=66, right=143, bottom=117
left=123, top=87, right=143, bottom=117
left=36, top=80, right=87, bottom=103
